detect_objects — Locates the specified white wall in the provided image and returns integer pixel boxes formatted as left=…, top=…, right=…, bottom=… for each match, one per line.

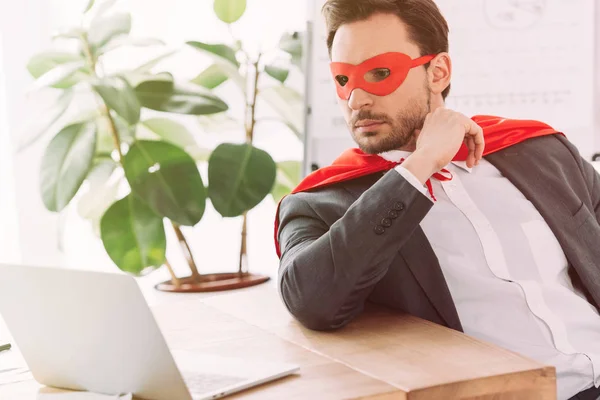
left=0, top=0, right=62, bottom=267
left=0, top=36, right=21, bottom=265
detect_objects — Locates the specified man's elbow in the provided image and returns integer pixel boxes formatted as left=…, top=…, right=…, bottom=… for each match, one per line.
left=278, top=281, right=352, bottom=331
left=285, top=301, right=349, bottom=331
left=295, top=309, right=350, bottom=331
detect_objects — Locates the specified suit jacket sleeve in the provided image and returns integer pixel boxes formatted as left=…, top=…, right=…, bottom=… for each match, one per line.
left=582, top=158, right=600, bottom=222
left=276, top=171, right=433, bottom=331
left=558, top=135, right=600, bottom=222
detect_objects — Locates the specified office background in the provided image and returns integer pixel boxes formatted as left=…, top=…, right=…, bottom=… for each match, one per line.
left=0, top=0, right=598, bottom=302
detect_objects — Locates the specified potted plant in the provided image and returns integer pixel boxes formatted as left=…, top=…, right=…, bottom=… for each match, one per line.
left=21, top=0, right=303, bottom=292
left=185, top=0, right=304, bottom=290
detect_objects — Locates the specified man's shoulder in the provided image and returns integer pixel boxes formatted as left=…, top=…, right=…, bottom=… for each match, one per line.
left=490, top=133, right=589, bottom=190
left=500, top=133, right=581, bottom=165
left=283, top=172, right=382, bottom=206
left=279, top=172, right=384, bottom=221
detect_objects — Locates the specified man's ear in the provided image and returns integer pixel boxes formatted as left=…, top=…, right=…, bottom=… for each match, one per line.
left=428, top=52, right=451, bottom=95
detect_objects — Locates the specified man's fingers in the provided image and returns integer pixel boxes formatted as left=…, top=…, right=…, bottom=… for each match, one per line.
left=465, top=137, right=476, bottom=168
left=463, top=118, right=485, bottom=164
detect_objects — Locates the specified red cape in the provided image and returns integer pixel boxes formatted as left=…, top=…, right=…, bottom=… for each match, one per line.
left=274, top=115, right=562, bottom=258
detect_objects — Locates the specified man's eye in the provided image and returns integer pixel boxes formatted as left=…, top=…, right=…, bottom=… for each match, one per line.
left=365, top=68, right=391, bottom=82
left=335, top=75, right=349, bottom=86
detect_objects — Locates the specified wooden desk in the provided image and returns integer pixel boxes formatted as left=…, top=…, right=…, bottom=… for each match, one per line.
left=0, top=286, right=556, bottom=399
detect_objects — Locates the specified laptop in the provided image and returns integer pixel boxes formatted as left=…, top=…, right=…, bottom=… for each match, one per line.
left=0, top=264, right=299, bottom=399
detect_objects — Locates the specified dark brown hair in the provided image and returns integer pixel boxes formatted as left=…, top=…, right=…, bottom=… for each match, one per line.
left=322, top=0, right=451, bottom=99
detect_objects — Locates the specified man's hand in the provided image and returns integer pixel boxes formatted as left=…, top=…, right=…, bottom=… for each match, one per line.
left=402, top=108, right=485, bottom=185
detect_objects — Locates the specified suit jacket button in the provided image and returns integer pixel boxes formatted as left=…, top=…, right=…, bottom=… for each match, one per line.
left=388, top=210, right=398, bottom=219
left=394, top=202, right=405, bottom=211
left=374, top=225, right=385, bottom=235
left=381, top=218, right=392, bottom=227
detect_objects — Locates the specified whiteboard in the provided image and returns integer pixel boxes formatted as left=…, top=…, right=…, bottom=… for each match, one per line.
left=304, top=0, right=598, bottom=174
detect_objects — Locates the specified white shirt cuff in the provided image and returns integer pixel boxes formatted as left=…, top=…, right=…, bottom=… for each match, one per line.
left=394, top=165, right=432, bottom=200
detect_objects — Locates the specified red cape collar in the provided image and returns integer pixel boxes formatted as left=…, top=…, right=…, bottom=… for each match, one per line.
left=274, top=115, right=562, bottom=258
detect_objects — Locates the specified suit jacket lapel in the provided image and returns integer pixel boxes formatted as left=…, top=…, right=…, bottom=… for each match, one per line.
left=485, top=141, right=600, bottom=309
left=398, top=227, right=463, bottom=330
left=344, top=171, right=463, bottom=331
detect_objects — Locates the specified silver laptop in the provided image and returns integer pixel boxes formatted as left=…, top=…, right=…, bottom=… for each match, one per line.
left=0, top=264, right=299, bottom=399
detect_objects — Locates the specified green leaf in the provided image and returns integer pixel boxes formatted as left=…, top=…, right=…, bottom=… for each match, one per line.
left=264, top=65, right=289, bottom=83
left=135, top=79, right=228, bottom=115
left=197, top=112, right=240, bottom=133
left=98, top=37, right=165, bottom=55
left=186, top=41, right=244, bottom=89
left=214, top=0, right=247, bottom=23
left=100, top=194, right=166, bottom=275
left=30, top=61, right=87, bottom=90
left=122, top=71, right=173, bottom=87
left=260, top=86, right=304, bottom=140
left=186, top=41, right=239, bottom=66
left=133, top=50, right=178, bottom=73
left=52, top=27, right=85, bottom=40
left=17, top=89, right=74, bottom=151
left=136, top=118, right=211, bottom=161
left=92, top=77, right=141, bottom=125
left=208, top=143, right=276, bottom=217
left=271, top=160, right=301, bottom=202
left=137, top=118, right=209, bottom=162
left=26, top=51, right=82, bottom=78
left=279, top=31, right=303, bottom=70
left=78, top=159, right=121, bottom=235
left=84, top=0, right=95, bottom=13
left=138, top=118, right=196, bottom=149
left=124, top=140, right=207, bottom=226
left=187, top=147, right=212, bottom=162
left=69, top=108, right=104, bottom=124
left=89, top=12, right=131, bottom=49
left=95, top=112, right=135, bottom=154
left=191, top=64, right=228, bottom=89
left=40, top=122, right=97, bottom=212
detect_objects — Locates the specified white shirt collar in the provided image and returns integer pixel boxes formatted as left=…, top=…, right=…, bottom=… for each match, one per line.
left=379, top=150, right=473, bottom=173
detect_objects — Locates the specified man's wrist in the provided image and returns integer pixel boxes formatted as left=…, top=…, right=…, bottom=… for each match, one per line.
left=402, top=151, right=438, bottom=185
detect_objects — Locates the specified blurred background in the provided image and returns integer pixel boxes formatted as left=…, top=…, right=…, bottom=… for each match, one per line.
left=0, top=0, right=599, bottom=304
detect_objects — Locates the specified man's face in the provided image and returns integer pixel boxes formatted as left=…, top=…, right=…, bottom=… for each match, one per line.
left=331, top=13, right=432, bottom=154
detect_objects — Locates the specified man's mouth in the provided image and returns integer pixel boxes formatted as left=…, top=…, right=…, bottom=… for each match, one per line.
left=355, top=120, right=386, bottom=133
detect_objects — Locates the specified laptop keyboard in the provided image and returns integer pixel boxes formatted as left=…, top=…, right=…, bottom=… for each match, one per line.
left=182, top=370, right=246, bottom=394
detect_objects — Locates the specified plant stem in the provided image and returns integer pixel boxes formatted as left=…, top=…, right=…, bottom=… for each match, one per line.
left=171, top=222, right=202, bottom=281
left=81, top=34, right=124, bottom=164
left=246, top=54, right=261, bottom=143
left=164, top=258, right=181, bottom=288
left=82, top=33, right=171, bottom=283
left=238, top=54, right=262, bottom=275
left=104, top=105, right=124, bottom=162
left=239, top=211, right=248, bottom=274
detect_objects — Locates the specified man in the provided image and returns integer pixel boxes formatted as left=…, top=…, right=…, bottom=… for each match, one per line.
left=274, top=1, right=600, bottom=399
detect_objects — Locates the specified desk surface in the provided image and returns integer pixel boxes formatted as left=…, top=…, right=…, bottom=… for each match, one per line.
left=0, top=284, right=555, bottom=399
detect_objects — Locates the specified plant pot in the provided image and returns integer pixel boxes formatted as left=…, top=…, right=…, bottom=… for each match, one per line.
left=154, top=272, right=270, bottom=293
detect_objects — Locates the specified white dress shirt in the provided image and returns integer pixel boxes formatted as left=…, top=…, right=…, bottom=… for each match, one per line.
left=379, top=150, right=600, bottom=400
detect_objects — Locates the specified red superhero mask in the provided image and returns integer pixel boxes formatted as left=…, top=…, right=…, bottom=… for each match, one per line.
left=330, top=52, right=436, bottom=100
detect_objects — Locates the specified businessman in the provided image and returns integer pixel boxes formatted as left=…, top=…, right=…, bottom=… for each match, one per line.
left=274, top=1, right=600, bottom=399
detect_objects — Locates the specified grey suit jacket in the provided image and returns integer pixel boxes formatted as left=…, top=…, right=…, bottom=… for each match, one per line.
left=276, top=134, right=600, bottom=331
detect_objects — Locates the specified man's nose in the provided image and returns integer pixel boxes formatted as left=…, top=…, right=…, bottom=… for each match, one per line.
left=347, top=88, right=373, bottom=110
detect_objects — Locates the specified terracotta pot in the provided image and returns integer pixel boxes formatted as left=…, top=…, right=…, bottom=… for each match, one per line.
left=155, top=272, right=270, bottom=293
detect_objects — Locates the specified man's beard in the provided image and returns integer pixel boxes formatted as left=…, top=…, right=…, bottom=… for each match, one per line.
left=349, top=91, right=431, bottom=154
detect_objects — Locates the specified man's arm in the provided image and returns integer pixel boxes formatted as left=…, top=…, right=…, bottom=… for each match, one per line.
left=277, top=171, right=433, bottom=331
left=580, top=157, right=600, bottom=222
left=557, top=135, right=600, bottom=222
